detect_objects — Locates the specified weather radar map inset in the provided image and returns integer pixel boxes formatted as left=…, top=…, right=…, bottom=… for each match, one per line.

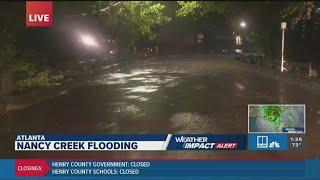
left=248, top=104, right=305, bottom=133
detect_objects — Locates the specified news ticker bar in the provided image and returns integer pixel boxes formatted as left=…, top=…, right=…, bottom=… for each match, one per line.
left=15, top=134, right=304, bottom=151
left=0, top=159, right=319, bottom=179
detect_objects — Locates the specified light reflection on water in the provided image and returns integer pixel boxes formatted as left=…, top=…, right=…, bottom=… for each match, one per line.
left=93, top=66, right=183, bottom=123
left=126, top=95, right=148, bottom=102
left=129, top=77, right=147, bottom=81
left=95, top=68, right=179, bottom=86
left=123, top=85, right=159, bottom=93
left=96, top=79, right=127, bottom=85
left=95, top=67, right=181, bottom=95
left=109, top=69, right=153, bottom=79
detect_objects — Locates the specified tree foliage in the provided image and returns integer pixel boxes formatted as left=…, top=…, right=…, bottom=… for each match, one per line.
left=176, top=1, right=199, bottom=17
left=176, top=1, right=234, bottom=17
left=93, top=1, right=171, bottom=45
left=281, top=1, right=315, bottom=26
left=0, top=41, right=19, bottom=74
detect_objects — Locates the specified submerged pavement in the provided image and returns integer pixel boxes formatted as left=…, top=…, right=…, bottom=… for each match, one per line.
left=1, top=55, right=320, bottom=159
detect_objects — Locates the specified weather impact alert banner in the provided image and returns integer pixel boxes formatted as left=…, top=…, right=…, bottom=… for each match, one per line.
left=14, top=134, right=247, bottom=151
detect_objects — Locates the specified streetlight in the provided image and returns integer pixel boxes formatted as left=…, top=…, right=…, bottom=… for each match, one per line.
left=240, top=21, right=246, bottom=28
left=80, top=34, right=99, bottom=47
left=239, top=21, right=247, bottom=51
left=280, top=22, right=287, bottom=72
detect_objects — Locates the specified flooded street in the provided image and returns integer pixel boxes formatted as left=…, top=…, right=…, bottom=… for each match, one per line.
left=1, top=55, right=320, bottom=159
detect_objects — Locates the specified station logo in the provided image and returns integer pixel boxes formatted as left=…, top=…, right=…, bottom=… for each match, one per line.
left=26, top=1, right=53, bottom=27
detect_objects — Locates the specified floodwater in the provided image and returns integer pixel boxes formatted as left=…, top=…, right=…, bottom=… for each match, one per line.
left=1, top=55, right=320, bottom=159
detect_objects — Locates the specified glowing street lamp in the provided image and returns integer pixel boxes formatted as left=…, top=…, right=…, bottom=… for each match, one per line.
left=80, top=34, right=98, bottom=47
left=239, top=21, right=246, bottom=50
left=240, top=21, right=246, bottom=28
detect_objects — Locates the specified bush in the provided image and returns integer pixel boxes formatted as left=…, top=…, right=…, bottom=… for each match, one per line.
left=15, top=72, right=60, bottom=91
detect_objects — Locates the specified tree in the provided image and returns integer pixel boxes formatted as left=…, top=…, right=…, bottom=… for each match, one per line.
left=0, top=2, right=22, bottom=94
left=281, top=2, right=320, bottom=59
left=281, top=1, right=316, bottom=27
left=176, top=1, right=235, bottom=18
left=92, top=1, right=171, bottom=54
left=175, top=1, right=293, bottom=66
left=0, top=35, right=16, bottom=94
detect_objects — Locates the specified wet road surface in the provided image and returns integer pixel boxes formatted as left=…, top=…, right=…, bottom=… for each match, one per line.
left=1, top=55, right=320, bottom=159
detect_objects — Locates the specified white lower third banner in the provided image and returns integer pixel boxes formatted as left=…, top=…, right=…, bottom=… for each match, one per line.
left=14, top=134, right=247, bottom=151
left=15, top=141, right=169, bottom=151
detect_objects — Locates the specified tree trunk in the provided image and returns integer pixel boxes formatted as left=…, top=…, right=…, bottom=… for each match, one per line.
left=1, top=76, right=5, bottom=95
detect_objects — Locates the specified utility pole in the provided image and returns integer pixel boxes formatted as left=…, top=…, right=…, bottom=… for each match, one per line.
left=280, top=22, right=287, bottom=72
